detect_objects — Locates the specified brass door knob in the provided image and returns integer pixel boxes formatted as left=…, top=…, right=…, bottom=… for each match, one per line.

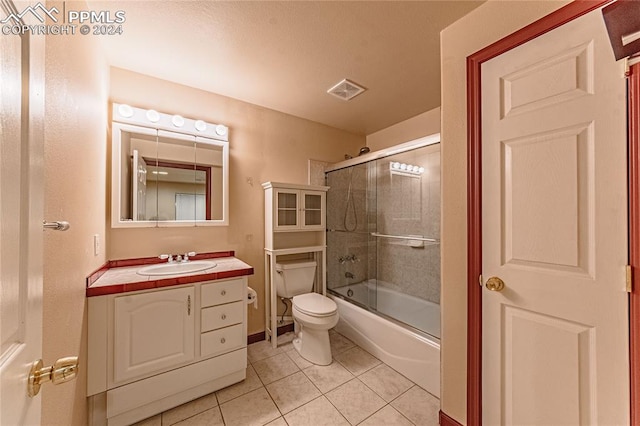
left=28, top=356, right=79, bottom=397
left=485, top=276, right=505, bottom=292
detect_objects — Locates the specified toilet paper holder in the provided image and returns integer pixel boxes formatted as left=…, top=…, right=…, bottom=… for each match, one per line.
left=247, top=287, right=258, bottom=309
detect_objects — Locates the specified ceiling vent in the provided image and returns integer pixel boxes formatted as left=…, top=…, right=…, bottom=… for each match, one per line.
left=327, top=79, right=366, bottom=101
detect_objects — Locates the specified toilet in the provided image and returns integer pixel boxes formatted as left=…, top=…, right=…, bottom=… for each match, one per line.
left=274, top=260, right=338, bottom=365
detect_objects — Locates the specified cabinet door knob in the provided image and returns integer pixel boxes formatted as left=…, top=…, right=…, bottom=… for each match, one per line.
left=221, top=314, right=227, bottom=320
left=221, top=290, right=226, bottom=296
left=220, top=337, right=226, bottom=344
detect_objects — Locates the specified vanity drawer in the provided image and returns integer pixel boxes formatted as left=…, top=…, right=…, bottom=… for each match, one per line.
left=201, top=279, right=244, bottom=307
left=201, top=324, right=244, bottom=357
left=201, top=301, right=243, bottom=332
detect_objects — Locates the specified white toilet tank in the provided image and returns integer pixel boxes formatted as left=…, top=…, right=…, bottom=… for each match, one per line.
left=274, top=260, right=317, bottom=298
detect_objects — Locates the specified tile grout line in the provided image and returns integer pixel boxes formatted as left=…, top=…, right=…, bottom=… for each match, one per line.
left=147, top=330, right=436, bottom=426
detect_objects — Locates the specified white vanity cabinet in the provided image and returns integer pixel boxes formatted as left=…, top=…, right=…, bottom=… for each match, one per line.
left=88, top=277, right=248, bottom=426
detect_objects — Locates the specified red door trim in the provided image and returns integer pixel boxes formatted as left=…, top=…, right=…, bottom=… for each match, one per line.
left=629, top=61, right=640, bottom=426
left=466, top=1, right=613, bottom=424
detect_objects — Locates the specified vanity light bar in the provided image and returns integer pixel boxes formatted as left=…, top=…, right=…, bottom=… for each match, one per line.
left=112, top=103, right=229, bottom=142
left=389, top=162, right=424, bottom=177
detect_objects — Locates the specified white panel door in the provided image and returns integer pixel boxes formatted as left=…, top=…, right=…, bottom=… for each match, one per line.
left=0, top=1, right=45, bottom=424
left=114, top=287, right=195, bottom=384
left=481, top=9, right=628, bottom=425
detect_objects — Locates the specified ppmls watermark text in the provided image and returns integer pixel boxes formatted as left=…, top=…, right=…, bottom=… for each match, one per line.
left=1, top=3, right=126, bottom=36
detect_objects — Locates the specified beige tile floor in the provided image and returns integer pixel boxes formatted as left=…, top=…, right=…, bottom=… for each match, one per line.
left=134, top=330, right=439, bottom=426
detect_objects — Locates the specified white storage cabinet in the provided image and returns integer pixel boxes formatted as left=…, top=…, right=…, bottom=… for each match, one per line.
left=262, top=182, right=328, bottom=348
left=269, top=185, right=326, bottom=231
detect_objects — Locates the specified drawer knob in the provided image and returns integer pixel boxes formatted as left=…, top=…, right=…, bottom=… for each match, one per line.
left=220, top=337, right=226, bottom=344
left=221, top=314, right=227, bottom=320
left=221, top=290, right=226, bottom=296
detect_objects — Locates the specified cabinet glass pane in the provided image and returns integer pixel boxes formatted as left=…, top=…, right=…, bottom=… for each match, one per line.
left=305, top=194, right=322, bottom=210
left=278, top=209, right=298, bottom=226
left=278, top=192, right=297, bottom=209
left=305, top=209, right=322, bottom=226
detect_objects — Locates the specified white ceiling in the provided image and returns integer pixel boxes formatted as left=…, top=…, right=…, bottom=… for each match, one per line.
left=93, top=1, right=484, bottom=135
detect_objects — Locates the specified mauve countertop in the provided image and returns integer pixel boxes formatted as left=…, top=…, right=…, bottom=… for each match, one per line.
left=86, top=251, right=253, bottom=297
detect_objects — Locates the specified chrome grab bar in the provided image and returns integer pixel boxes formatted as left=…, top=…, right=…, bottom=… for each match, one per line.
left=370, top=232, right=439, bottom=243
left=43, top=221, right=70, bottom=231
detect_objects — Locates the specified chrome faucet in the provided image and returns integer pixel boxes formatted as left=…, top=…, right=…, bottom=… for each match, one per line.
left=339, top=254, right=359, bottom=264
left=159, top=252, right=196, bottom=263
left=182, top=251, right=196, bottom=262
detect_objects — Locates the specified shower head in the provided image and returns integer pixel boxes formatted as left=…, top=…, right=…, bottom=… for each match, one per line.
left=358, top=146, right=370, bottom=156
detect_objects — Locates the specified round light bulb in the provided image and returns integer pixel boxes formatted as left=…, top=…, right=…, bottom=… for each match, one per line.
left=400, top=163, right=407, bottom=170
left=146, top=109, right=160, bottom=123
left=172, top=115, right=185, bottom=127
left=118, top=104, right=134, bottom=118
left=215, top=124, right=228, bottom=136
left=418, top=167, right=425, bottom=174
left=392, top=162, right=400, bottom=169
left=195, top=120, right=207, bottom=132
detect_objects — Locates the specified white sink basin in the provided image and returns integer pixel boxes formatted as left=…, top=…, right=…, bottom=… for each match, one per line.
left=137, top=260, right=217, bottom=276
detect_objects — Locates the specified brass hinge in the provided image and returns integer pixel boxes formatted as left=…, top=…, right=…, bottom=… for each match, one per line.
left=625, top=57, right=631, bottom=78
left=627, top=56, right=640, bottom=78
left=626, top=265, right=633, bottom=293
left=478, top=274, right=483, bottom=287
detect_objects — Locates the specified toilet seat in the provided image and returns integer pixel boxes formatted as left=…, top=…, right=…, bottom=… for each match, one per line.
left=292, top=293, right=337, bottom=317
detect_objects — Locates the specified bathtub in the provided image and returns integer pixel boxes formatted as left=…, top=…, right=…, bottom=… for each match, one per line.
left=329, top=283, right=440, bottom=397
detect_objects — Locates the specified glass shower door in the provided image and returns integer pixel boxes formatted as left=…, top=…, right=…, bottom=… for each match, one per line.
left=326, top=162, right=377, bottom=311
left=372, top=145, right=441, bottom=338
left=325, top=143, right=441, bottom=339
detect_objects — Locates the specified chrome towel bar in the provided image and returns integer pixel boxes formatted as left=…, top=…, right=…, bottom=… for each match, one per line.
left=370, top=232, right=439, bottom=243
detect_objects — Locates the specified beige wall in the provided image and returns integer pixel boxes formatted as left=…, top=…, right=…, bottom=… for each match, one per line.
left=108, top=68, right=365, bottom=336
left=43, top=1, right=109, bottom=424
left=366, top=106, right=441, bottom=151
left=439, top=1, right=569, bottom=423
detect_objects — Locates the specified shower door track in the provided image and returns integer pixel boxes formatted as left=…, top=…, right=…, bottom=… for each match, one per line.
left=325, top=133, right=440, bottom=173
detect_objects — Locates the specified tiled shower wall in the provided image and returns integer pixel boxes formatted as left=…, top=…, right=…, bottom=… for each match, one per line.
left=325, top=144, right=441, bottom=306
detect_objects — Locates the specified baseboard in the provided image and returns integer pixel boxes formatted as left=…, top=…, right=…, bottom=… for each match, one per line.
left=439, top=410, right=463, bottom=426
left=247, top=323, right=295, bottom=345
